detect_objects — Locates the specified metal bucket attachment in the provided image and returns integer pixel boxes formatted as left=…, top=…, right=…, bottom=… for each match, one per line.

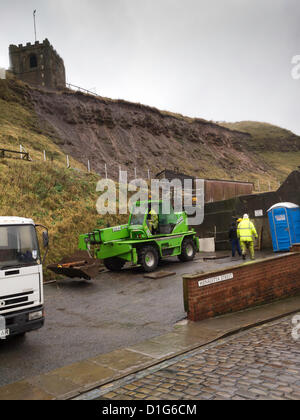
left=47, top=251, right=102, bottom=280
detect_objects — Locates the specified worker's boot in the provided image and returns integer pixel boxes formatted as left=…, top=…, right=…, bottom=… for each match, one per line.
left=242, top=254, right=246, bottom=260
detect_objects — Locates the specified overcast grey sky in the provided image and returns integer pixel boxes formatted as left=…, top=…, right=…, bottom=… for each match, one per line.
left=1, top=0, right=299, bottom=134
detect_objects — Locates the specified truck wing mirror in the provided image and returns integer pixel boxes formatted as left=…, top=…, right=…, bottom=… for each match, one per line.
left=35, top=224, right=49, bottom=265
left=42, top=231, right=49, bottom=248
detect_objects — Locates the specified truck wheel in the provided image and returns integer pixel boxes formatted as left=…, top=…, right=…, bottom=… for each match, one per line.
left=104, top=257, right=126, bottom=272
left=138, top=246, right=159, bottom=272
left=178, top=238, right=196, bottom=262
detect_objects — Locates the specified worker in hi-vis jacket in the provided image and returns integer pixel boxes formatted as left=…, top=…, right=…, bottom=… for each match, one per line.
left=148, top=208, right=159, bottom=235
left=237, top=214, right=258, bottom=260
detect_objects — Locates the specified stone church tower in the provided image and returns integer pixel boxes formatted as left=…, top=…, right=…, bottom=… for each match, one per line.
left=9, top=39, right=66, bottom=90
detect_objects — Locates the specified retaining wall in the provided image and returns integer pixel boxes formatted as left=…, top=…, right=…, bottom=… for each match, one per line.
left=183, top=245, right=300, bottom=321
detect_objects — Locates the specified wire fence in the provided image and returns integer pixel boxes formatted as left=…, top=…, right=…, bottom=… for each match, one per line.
left=1, top=143, right=156, bottom=182
left=0, top=74, right=283, bottom=191
left=1, top=144, right=281, bottom=192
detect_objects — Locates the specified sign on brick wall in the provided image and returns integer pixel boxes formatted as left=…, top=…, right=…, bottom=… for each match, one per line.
left=198, top=273, right=234, bottom=288
left=184, top=252, right=300, bottom=322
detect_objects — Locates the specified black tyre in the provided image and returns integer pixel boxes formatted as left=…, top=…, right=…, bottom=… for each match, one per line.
left=104, top=257, right=126, bottom=272
left=178, top=237, right=196, bottom=262
left=138, top=245, right=159, bottom=273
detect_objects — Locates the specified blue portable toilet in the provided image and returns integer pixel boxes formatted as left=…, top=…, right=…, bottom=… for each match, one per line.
left=268, top=202, right=300, bottom=252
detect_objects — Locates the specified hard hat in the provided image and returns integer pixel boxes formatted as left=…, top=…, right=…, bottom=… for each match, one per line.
left=243, top=214, right=249, bottom=219
left=237, top=218, right=242, bottom=223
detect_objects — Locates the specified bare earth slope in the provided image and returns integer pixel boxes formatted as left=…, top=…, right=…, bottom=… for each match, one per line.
left=28, top=85, right=300, bottom=187
left=1, top=76, right=300, bottom=278
left=2, top=75, right=300, bottom=189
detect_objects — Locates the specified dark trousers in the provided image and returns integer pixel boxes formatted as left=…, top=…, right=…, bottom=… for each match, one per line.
left=231, top=239, right=242, bottom=257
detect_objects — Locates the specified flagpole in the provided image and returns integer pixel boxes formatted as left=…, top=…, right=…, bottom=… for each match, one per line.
left=33, top=10, right=37, bottom=42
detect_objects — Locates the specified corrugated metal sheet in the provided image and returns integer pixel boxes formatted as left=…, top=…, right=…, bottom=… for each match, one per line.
left=156, top=170, right=253, bottom=203
left=205, top=180, right=253, bottom=203
left=195, top=170, right=300, bottom=251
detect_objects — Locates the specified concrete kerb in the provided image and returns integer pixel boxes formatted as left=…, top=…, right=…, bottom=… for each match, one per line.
left=0, top=294, right=299, bottom=400
left=73, top=296, right=300, bottom=400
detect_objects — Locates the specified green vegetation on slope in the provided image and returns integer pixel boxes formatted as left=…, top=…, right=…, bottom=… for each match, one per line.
left=220, top=121, right=300, bottom=183
left=221, top=121, right=298, bottom=145
left=220, top=121, right=300, bottom=190
left=1, top=76, right=300, bottom=281
left=0, top=75, right=80, bottom=167
left=0, top=157, right=126, bottom=281
left=0, top=76, right=126, bottom=280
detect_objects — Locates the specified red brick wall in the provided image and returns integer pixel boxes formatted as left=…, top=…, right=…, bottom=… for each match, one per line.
left=183, top=251, right=300, bottom=322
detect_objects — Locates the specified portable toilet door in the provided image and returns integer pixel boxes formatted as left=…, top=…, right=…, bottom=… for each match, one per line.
left=268, top=203, right=300, bottom=252
left=289, top=206, right=300, bottom=244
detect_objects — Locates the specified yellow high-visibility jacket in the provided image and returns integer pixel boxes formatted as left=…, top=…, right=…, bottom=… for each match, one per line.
left=237, top=219, right=258, bottom=242
left=149, top=209, right=159, bottom=230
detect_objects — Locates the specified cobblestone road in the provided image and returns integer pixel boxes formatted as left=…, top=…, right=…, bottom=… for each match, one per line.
left=98, top=316, right=300, bottom=400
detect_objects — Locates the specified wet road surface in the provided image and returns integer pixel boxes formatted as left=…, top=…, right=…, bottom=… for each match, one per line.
left=0, top=253, right=260, bottom=387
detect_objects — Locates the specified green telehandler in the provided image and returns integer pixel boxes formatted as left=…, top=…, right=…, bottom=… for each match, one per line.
left=48, top=200, right=199, bottom=279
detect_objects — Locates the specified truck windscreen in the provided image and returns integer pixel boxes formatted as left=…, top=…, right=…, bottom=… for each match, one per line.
left=0, top=225, right=41, bottom=270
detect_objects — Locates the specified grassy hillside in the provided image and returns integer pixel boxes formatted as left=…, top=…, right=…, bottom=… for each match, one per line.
left=0, top=75, right=300, bottom=280
left=0, top=76, right=125, bottom=280
left=220, top=121, right=298, bottom=145
left=220, top=121, right=300, bottom=183
left=0, top=75, right=82, bottom=167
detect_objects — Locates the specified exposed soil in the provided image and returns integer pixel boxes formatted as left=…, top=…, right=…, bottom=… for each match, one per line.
left=28, top=87, right=270, bottom=180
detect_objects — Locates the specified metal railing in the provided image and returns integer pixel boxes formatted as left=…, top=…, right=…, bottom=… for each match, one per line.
left=66, top=83, right=98, bottom=97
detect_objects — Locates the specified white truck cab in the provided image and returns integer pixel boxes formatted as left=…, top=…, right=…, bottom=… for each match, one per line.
left=0, top=217, right=48, bottom=339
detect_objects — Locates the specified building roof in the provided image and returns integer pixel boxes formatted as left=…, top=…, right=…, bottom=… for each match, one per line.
left=156, top=170, right=253, bottom=185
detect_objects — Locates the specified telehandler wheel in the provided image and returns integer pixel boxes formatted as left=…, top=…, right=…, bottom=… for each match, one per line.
left=178, top=237, right=196, bottom=262
left=104, top=257, right=126, bottom=272
left=138, top=245, right=159, bottom=273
